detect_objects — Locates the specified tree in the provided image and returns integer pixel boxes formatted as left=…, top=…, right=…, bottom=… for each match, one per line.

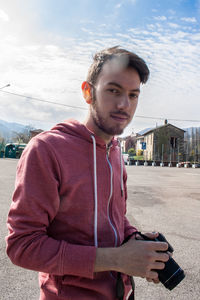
left=0, top=135, right=6, bottom=157
left=128, top=148, right=136, bottom=156
left=125, top=136, right=137, bottom=152
left=136, top=149, right=143, bottom=156
left=13, top=125, right=34, bottom=144
left=0, top=135, right=5, bottom=148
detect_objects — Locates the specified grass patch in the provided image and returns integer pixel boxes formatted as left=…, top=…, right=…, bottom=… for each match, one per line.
left=133, top=156, right=144, bottom=160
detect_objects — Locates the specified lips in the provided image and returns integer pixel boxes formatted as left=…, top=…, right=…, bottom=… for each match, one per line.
left=110, top=113, right=129, bottom=122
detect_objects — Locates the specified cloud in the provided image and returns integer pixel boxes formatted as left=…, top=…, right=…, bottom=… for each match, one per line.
left=167, top=9, right=176, bottom=15
left=81, top=27, right=93, bottom=34
left=181, top=17, right=197, bottom=23
left=190, top=33, right=200, bottom=41
left=115, top=3, right=122, bottom=9
left=0, top=1, right=200, bottom=133
left=168, top=22, right=180, bottom=29
left=128, top=0, right=137, bottom=4
left=154, top=16, right=167, bottom=21
left=0, top=9, right=9, bottom=22
left=4, top=21, right=200, bottom=131
left=79, top=19, right=95, bottom=24
left=117, top=21, right=200, bottom=130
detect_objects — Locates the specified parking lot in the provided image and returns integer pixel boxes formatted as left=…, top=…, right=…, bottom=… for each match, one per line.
left=1, top=159, right=200, bottom=300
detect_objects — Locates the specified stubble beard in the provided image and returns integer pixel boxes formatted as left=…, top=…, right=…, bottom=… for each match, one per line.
left=91, top=100, right=125, bottom=136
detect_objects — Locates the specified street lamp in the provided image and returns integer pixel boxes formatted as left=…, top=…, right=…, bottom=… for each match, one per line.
left=0, top=84, right=10, bottom=90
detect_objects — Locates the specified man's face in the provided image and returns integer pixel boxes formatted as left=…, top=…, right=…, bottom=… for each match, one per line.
left=89, top=64, right=141, bottom=139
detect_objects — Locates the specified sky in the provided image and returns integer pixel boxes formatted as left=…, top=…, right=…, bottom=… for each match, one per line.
left=0, top=0, right=200, bottom=136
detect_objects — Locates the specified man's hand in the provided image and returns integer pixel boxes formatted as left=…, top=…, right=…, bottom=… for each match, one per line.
left=138, top=232, right=163, bottom=284
left=117, top=234, right=169, bottom=280
left=94, top=231, right=169, bottom=282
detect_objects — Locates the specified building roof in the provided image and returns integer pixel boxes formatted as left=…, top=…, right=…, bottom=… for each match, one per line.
left=142, top=123, right=185, bottom=136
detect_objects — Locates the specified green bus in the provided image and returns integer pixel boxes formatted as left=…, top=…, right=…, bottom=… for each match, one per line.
left=5, top=143, right=27, bottom=159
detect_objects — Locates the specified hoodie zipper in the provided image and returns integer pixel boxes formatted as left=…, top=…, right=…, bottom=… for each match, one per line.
left=106, top=145, right=118, bottom=247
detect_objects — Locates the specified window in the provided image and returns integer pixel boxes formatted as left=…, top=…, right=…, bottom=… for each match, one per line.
left=170, top=137, right=177, bottom=149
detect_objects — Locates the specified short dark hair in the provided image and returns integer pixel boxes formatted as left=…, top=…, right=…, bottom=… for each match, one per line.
left=87, top=46, right=150, bottom=85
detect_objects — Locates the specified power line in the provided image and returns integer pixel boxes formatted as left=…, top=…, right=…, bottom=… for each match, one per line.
left=0, top=90, right=88, bottom=111
left=1, top=89, right=200, bottom=123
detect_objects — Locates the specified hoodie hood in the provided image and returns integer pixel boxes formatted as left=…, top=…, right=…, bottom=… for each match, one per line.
left=51, top=119, right=119, bottom=148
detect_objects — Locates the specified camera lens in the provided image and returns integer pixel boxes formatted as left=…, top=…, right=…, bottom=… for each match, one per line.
left=158, top=257, right=185, bottom=290
left=164, top=268, right=185, bottom=290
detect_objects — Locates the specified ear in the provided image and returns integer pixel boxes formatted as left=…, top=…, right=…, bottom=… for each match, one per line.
left=81, top=81, right=92, bottom=104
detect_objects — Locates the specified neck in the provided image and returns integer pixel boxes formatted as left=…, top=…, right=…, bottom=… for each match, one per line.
left=84, top=116, right=113, bottom=144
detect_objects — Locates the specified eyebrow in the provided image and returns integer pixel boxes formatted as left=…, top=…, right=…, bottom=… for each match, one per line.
left=107, top=82, right=140, bottom=93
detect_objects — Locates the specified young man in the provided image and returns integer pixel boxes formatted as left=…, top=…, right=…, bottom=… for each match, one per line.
left=6, top=47, right=169, bottom=300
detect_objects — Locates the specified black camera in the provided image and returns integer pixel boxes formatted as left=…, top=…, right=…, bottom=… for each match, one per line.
left=139, top=232, right=185, bottom=290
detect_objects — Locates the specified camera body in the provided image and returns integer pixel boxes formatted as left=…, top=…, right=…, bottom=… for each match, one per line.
left=141, top=232, right=185, bottom=290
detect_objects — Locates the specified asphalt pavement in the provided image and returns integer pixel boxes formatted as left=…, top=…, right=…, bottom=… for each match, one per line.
left=0, top=159, right=200, bottom=300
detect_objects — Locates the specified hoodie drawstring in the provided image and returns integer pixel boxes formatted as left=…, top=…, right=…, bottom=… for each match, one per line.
left=91, top=136, right=124, bottom=248
left=91, top=135, right=98, bottom=247
left=119, top=141, right=124, bottom=197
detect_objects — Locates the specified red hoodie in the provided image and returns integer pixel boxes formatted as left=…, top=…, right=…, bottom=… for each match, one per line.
left=6, top=119, right=137, bottom=299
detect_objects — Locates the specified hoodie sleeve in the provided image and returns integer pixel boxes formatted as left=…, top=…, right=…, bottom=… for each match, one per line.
left=123, top=166, right=138, bottom=238
left=6, top=137, right=96, bottom=279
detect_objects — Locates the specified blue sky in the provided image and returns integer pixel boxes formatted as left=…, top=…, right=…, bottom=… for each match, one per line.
left=0, top=0, right=200, bottom=135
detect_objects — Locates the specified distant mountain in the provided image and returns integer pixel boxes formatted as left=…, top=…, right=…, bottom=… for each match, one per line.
left=0, top=119, right=28, bottom=141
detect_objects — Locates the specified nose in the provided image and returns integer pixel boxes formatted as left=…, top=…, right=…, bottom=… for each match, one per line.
left=116, top=93, right=130, bottom=110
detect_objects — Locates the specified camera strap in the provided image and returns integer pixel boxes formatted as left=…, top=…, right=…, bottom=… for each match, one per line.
left=116, top=273, right=135, bottom=300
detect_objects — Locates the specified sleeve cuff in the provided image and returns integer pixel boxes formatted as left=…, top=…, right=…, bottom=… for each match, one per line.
left=62, top=242, right=96, bottom=279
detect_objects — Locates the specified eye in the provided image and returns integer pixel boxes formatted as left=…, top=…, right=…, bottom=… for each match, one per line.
left=108, top=88, right=120, bottom=94
left=129, top=93, right=139, bottom=100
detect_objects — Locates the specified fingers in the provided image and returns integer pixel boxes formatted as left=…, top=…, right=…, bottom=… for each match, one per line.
left=136, top=232, right=169, bottom=252
left=154, top=252, right=169, bottom=263
left=146, top=277, right=160, bottom=284
left=152, top=261, right=165, bottom=270
left=151, top=241, right=169, bottom=252
left=118, top=238, right=169, bottom=279
left=143, top=232, right=159, bottom=239
left=146, top=270, right=159, bottom=280
left=146, top=257, right=167, bottom=284
left=135, top=232, right=159, bottom=240
left=133, top=237, right=168, bottom=253
left=145, top=261, right=165, bottom=281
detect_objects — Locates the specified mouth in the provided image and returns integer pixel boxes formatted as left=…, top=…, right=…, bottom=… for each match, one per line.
left=110, top=113, right=129, bottom=123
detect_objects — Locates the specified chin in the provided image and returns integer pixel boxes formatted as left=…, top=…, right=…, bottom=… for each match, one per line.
left=110, top=127, right=124, bottom=136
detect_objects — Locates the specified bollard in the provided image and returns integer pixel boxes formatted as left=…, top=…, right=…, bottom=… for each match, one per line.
left=192, top=164, right=197, bottom=168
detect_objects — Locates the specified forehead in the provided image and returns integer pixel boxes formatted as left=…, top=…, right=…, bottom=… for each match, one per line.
left=96, top=61, right=141, bottom=90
